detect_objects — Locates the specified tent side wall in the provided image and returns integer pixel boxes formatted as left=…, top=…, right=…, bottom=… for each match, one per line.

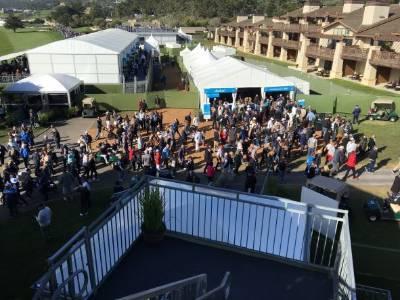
left=28, top=53, right=121, bottom=84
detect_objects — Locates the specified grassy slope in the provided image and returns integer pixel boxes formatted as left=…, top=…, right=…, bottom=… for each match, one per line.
left=0, top=188, right=114, bottom=300
left=0, top=27, right=62, bottom=56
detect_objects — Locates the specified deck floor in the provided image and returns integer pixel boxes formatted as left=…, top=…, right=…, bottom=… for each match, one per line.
left=95, top=236, right=333, bottom=300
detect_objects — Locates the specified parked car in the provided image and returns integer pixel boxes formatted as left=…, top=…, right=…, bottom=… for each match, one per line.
left=81, top=97, right=97, bottom=118
left=367, top=99, right=398, bottom=122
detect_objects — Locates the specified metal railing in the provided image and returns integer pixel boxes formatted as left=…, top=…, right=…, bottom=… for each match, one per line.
left=196, top=272, right=231, bottom=300
left=33, top=177, right=357, bottom=300
left=33, top=179, right=146, bottom=299
left=356, top=284, right=392, bottom=300
left=116, top=274, right=208, bottom=300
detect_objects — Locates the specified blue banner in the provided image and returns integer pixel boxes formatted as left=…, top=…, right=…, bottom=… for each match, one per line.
left=206, top=93, right=220, bottom=98
left=203, top=103, right=211, bottom=119
left=204, top=88, right=237, bottom=94
left=264, top=86, right=295, bottom=92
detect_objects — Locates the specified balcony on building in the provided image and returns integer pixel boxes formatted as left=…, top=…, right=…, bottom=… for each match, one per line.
left=259, top=31, right=269, bottom=45
left=219, top=29, right=229, bottom=37
left=32, top=177, right=362, bottom=300
left=341, top=46, right=369, bottom=62
left=306, top=44, right=335, bottom=61
left=370, top=50, right=400, bottom=70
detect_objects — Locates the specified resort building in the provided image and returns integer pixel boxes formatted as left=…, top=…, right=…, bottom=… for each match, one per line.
left=214, top=0, right=400, bottom=88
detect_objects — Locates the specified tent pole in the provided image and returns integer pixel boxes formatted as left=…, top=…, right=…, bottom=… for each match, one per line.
left=67, top=92, right=72, bottom=108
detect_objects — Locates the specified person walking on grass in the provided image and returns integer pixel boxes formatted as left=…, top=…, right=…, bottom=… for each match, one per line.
left=60, top=169, right=76, bottom=201
left=352, top=105, right=361, bottom=125
left=36, top=204, right=52, bottom=238
left=77, top=177, right=91, bottom=217
left=95, top=116, right=103, bottom=140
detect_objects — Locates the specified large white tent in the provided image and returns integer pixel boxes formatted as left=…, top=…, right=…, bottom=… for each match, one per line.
left=4, top=74, right=82, bottom=107
left=144, top=35, right=160, bottom=54
left=185, top=50, right=216, bottom=74
left=211, top=45, right=236, bottom=59
left=194, top=57, right=294, bottom=109
left=26, top=29, right=139, bottom=84
left=179, top=47, right=191, bottom=57
left=284, top=76, right=310, bottom=95
left=180, top=44, right=296, bottom=118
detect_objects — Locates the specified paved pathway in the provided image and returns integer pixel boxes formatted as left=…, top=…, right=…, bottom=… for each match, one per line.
left=0, top=117, right=98, bottom=221
left=48, top=117, right=95, bottom=147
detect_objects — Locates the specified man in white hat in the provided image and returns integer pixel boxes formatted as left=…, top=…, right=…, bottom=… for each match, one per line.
left=346, top=137, right=357, bottom=154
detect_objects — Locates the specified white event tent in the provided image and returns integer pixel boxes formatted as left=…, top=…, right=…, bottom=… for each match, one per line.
left=4, top=74, right=82, bottom=107
left=185, top=50, right=216, bottom=74
left=284, top=76, right=310, bottom=95
left=144, top=35, right=160, bottom=54
left=165, top=42, right=182, bottom=49
left=180, top=45, right=296, bottom=117
left=211, top=45, right=236, bottom=59
left=26, top=29, right=139, bottom=84
left=179, top=47, right=191, bottom=57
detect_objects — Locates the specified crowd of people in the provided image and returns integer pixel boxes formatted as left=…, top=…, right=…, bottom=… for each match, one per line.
left=123, top=47, right=150, bottom=82
left=0, top=92, right=382, bottom=220
left=55, top=25, right=81, bottom=39
left=0, top=123, right=92, bottom=218
left=0, top=56, right=29, bottom=80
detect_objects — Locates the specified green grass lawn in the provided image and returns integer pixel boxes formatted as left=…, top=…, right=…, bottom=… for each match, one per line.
left=0, top=187, right=114, bottom=300
left=89, top=89, right=199, bottom=111
left=0, top=27, right=62, bottom=56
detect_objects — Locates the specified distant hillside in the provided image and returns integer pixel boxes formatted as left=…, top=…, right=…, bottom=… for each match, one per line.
left=0, top=0, right=57, bottom=9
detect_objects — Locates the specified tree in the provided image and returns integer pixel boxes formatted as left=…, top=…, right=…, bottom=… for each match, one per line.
left=4, top=15, right=24, bottom=32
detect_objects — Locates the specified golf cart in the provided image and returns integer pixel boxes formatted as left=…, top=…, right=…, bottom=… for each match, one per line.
left=367, top=99, right=398, bottom=122
left=305, top=175, right=351, bottom=212
left=81, top=97, right=97, bottom=118
left=364, top=174, right=400, bottom=222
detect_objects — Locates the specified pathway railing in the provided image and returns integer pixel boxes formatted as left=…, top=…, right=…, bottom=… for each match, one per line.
left=116, top=274, right=208, bottom=300
left=32, top=179, right=145, bottom=299
left=33, top=177, right=358, bottom=300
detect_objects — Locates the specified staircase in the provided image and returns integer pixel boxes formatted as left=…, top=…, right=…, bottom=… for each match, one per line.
left=116, top=272, right=231, bottom=300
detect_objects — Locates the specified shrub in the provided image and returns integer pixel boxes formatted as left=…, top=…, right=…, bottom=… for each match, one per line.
left=37, top=111, right=52, bottom=126
left=139, top=188, right=165, bottom=233
left=67, top=106, right=80, bottom=118
left=5, top=110, right=26, bottom=127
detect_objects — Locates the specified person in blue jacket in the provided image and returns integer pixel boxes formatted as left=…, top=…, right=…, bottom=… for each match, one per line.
left=20, top=143, right=30, bottom=168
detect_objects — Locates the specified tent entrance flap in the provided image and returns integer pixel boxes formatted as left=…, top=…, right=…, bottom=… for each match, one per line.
left=217, top=93, right=233, bottom=103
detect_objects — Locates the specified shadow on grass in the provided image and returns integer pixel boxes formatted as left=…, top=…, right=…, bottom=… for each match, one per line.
left=0, top=166, right=121, bottom=299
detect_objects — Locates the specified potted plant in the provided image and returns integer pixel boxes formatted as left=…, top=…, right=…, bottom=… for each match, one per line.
left=139, top=188, right=166, bottom=244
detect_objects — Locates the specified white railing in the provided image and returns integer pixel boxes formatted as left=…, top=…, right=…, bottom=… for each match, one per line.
left=33, top=177, right=358, bottom=300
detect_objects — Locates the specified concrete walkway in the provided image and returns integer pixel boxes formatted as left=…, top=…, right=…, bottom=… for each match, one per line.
left=48, top=117, right=96, bottom=147
left=0, top=117, right=97, bottom=221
